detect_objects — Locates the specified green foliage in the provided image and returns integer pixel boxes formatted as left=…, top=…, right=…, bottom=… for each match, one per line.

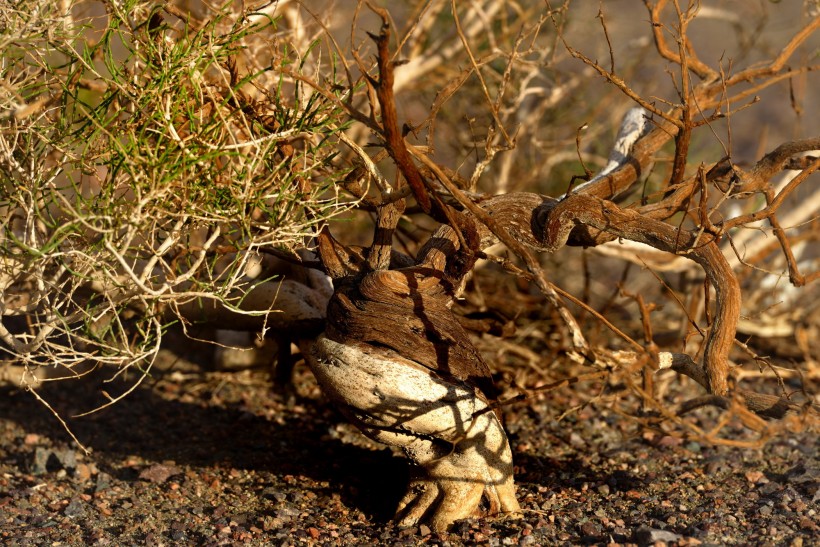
left=0, top=1, right=349, bottom=377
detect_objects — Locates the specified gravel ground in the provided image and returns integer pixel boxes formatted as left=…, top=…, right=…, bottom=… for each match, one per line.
left=1, top=335, right=818, bottom=547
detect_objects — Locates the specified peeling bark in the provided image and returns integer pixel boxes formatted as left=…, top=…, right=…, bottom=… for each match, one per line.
left=303, top=210, right=523, bottom=530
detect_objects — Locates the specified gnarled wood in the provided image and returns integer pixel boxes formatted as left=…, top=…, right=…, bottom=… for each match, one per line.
left=663, top=354, right=817, bottom=420
left=309, top=188, right=522, bottom=529
left=325, top=268, right=498, bottom=400
left=533, top=193, right=741, bottom=396
left=295, top=4, right=819, bottom=532
left=305, top=335, right=520, bottom=532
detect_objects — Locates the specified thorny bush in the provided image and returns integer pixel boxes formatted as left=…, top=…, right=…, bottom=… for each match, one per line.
left=1, top=1, right=818, bottom=448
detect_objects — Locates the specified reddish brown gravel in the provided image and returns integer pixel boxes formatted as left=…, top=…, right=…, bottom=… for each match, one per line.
left=1, top=337, right=817, bottom=546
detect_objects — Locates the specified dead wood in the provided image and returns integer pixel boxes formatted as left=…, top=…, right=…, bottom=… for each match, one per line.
left=661, top=354, right=818, bottom=420
left=325, top=268, right=498, bottom=400
left=534, top=193, right=741, bottom=396
left=366, top=11, right=432, bottom=213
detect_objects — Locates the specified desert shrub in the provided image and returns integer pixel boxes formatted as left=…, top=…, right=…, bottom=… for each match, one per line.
left=0, top=1, right=353, bottom=411
left=1, top=1, right=817, bottom=447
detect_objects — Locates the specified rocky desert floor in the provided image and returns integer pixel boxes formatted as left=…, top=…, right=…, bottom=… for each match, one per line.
left=1, top=327, right=818, bottom=547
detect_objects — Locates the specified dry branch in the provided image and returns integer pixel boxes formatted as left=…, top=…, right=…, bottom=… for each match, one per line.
left=366, top=10, right=431, bottom=213
left=660, top=354, right=816, bottom=420
left=3, top=0, right=818, bottom=532
left=535, top=193, right=740, bottom=397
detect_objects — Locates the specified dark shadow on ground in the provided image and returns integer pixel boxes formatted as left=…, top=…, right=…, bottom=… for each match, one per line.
left=0, top=369, right=407, bottom=524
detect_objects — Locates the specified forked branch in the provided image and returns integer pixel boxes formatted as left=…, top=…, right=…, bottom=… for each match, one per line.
left=366, top=8, right=431, bottom=213
left=535, top=193, right=741, bottom=396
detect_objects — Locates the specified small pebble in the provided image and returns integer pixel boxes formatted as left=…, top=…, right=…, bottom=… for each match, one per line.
left=635, top=525, right=683, bottom=544
left=63, top=498, right=86, bottom=518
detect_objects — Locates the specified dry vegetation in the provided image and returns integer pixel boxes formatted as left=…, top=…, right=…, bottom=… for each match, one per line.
left=1, top=0, right=819, bottom=540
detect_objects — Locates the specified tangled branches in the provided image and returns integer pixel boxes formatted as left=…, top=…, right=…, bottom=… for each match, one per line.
left=0, top=1, right=350, bottom=421
left=326, top=1, right=818, bottom=449
left=1, top=0, right=817, bottom=491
